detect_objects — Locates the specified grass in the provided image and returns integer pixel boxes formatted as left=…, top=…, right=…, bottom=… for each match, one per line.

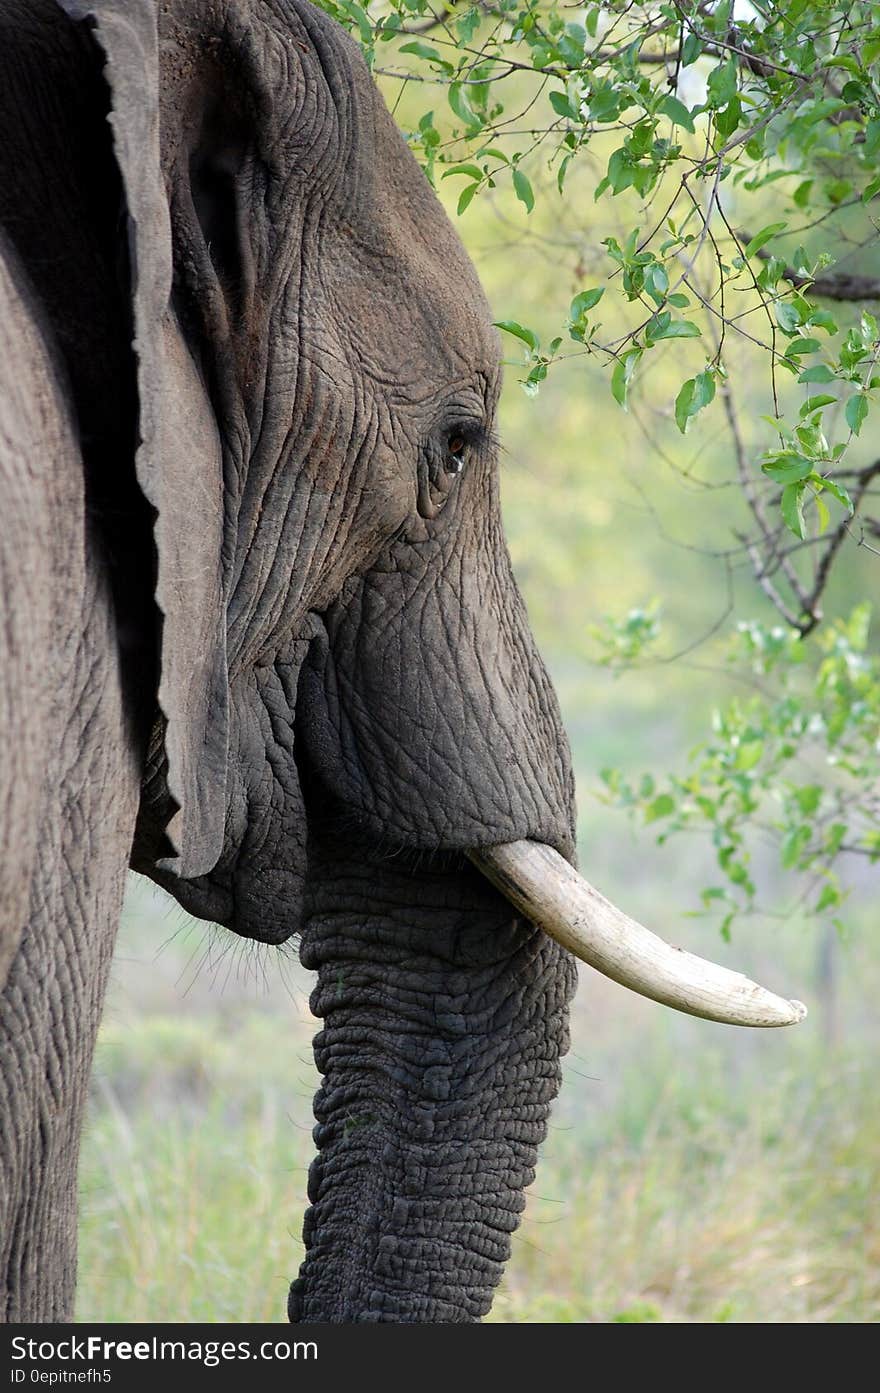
left=74, top=877, right=879, bottom=1324
left=489, top=1052, right=878, bottom=1323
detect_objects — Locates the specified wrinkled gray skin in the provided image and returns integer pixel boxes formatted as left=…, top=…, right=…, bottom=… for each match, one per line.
left=0, top=0, right=578, bottom=1323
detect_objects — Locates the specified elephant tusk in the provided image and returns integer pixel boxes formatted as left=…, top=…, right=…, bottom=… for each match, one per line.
left=467, top=841, right=807, bottom=1028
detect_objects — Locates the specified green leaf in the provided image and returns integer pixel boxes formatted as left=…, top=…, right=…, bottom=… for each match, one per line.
left=398, top=42, right=453, bottom=73
left=658, top=94, right=695, bottom=133
left=448, top=82, right=480, bottom=130
left=846, top=392, right=868, bottom=435
left=644, top=263, right=669, bottom=305
left=493, top=320, right=539, bottom=352
left=815, top=493, right=830, bottom=534
left=826, top=824, right=847, bottom=856
left=441, top=163, right=484, bottom=182
left=611, top=360, right=627, bottom=408
left=681, top=31, right=702, bottom=66
left=781, top=824, right=812, bottom=870
left=454, top=5, right=480, bottom=44
left=735, top=740, right=763, bottom=772
left=611, top=349, right=641, bottom=410
left=797, top=364, right=835, bottom=384
left=606, top=148, right=635, bottom=195
left=863, top=175, right=880, bottom=204
left=743, top=222, right=788, bottom=259
left=762, top=454, right=814, bottom=485
left=795, top=421, right=824, bottom=456
left=816, top=883, right=841, bottom=913
left=824, top=176, right=852, bottom=206
left=775, top=302, right=801, bottom=334
left=809, top=310, right=838, bottom=336
left=794, top=784, right=822, bottom=816
left=675, top=368, right=716, bottom=434
left=589, top=87, right=621, bottom=123
left=475, top=146, right=510, bottom=165
left=781, top=482, right=807, bottom=539
left=647, top=317, right=701, bottom=342
left=824, top=54, right=860, bottom=74
left=549, top=90, right=578, bottom=121
left=785, top=337, right=821, bottom=357
left=798, top=395, right=837, bottom=416
left=714, top=94, right=742, bottom=138
left=569, top=288, right=604, bottom=319
left=417, top=110, right=439, bottom=147
left=559, top=22, right=586, bottom=67
left=864, top=35, right=880, bottom=66
left=645, top=793, right=676, bottom=823
left=513, top=167, right=535, bottom=213
left=675, top=379, right=695, bottom=434
left=706, top=57, right=738, bottom=110
left=456, top=181, right=478, bottom=215
left=340, top=0, right=374, bottom=45
left=865, top=118, right=880, bottom=157
left=821, top=477, right=854, bottom=513
left=693, top=367, right=717, bottom=407
left=376, top=13, right=401, bottom=42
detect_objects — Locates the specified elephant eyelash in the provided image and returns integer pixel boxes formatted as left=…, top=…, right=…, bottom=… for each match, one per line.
left=443, top=421, right=497, bottom=461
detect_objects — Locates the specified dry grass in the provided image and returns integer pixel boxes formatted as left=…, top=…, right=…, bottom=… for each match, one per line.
left=75, top=888, right=879, bottom=1324
left=489, top=1057, right=878, bottom=1322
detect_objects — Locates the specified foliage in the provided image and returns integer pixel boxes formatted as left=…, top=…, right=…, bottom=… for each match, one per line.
left=596, top=604, right=880, bottom=936
left=318, top=0, right=880, bottom=545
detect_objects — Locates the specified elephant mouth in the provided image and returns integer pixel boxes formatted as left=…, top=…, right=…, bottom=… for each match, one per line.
left=469, top=841, right=806, bottom=1028
left=162, top=799, right=806, bottom=1030
left=143, top=743, right=805, bottom=1028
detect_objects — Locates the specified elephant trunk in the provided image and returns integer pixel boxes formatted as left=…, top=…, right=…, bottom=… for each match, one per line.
left=289, top=840, right=576, bottom=1322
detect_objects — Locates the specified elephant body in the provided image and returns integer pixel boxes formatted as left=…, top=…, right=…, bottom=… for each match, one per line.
left=0, top=234, right=142, bottom=1319
left=0, top=0, right=578, bottom=1322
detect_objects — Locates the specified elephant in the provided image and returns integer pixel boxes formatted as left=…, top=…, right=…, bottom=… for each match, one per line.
left=0, top=0, right=804, bottom=1324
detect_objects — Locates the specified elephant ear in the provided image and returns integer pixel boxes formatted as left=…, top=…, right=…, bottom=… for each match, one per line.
left=58, top=0, right=228, bottom=878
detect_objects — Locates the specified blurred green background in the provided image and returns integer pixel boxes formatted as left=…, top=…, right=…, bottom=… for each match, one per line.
left=76, top=140, right=879, bottom=1325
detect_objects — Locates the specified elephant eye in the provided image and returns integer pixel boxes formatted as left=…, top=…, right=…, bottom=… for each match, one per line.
left=446, top=434, right=468, bottom=475
left=417, top=423, right=484, bottom=519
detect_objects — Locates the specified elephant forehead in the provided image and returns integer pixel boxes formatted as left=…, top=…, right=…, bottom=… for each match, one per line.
left=322, top=144, right=499, bottom=385
left=286, top=0, right=500, bottom=383
left=318, top=234, right=497, bottom=390
left=349, top=90, right=497, bottom=368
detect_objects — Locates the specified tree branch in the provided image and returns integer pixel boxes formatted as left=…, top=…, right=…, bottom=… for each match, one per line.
left=741, top=235, right=880, bottom=301
left=799, top=461, right=880, bottom=633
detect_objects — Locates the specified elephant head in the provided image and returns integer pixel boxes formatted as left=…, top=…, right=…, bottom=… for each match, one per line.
left=15, top=0, right=800, bottom=1322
